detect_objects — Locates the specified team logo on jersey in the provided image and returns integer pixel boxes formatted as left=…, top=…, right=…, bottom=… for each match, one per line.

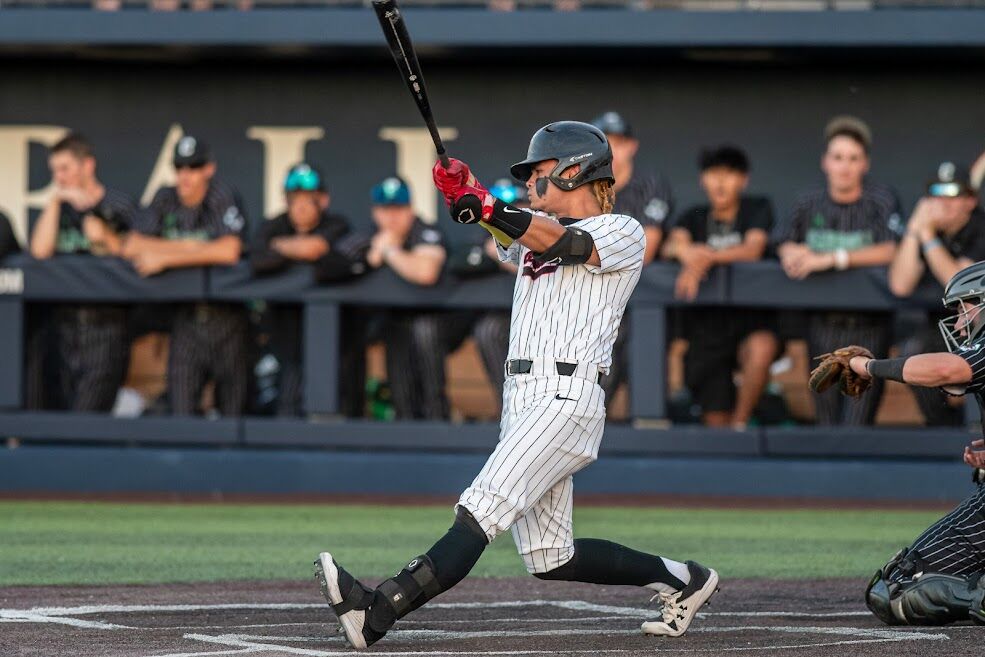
left=521, top=251, right=559, bottom=280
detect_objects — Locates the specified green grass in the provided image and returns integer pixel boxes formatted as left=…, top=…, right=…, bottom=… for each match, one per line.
left=0, top=501, right=943, bottom=586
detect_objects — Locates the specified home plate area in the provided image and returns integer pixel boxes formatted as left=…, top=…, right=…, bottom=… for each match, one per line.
left=1, top=579, right=977, bottom=657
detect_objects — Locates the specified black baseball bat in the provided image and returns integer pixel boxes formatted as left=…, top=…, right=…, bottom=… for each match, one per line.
left=371, top=0, right=450, bottom=168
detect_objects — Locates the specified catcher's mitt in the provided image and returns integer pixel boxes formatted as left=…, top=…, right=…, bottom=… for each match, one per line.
left=809, top=345, right=874, bottom=397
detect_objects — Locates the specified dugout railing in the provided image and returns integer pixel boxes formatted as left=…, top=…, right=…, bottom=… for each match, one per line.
left=0, top=254, right=974, bottom=437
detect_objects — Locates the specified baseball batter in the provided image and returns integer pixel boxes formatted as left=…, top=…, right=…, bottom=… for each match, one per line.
left=315, top=121, right=718, bottom=649
left=811, top=261, right=985, bottom=625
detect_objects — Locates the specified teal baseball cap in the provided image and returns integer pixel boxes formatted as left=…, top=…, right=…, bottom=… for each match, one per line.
left=371, top=176, right=411, bottom=206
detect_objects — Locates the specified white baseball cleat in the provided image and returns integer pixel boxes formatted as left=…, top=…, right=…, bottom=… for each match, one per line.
left=641, top=561, right=720, bottom=637
left=314, top=551, right=383, bottom=650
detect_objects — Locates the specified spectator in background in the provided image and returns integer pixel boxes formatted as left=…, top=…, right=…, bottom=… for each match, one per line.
left=150, top=0, right=181, bottom=9
left=27, top=133, right=135, bottom=412
left=124, top=135, right=249, bottom=416
left=664, top=146, right=777, bottom=429
left=775, top=115, right=900, bottom=425
left=251, top=162, right=367, bottom=416
left=889, top=161, right=985, bottom=425
left=92, top=0, right=122, bottom=10
left=591, top=111, right=674, bottom=402
left=0, top=212, right=19, bottom=260
left=363, top=176, right=452, bottom=420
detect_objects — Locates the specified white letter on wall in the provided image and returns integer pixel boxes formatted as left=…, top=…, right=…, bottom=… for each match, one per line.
left=378, top=126, right=458, bottom=224
left=0, top=125, right=69, bottom=244
left=247, top=126, right=325, bottom=219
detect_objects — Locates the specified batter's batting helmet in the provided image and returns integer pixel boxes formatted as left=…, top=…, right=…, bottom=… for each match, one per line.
left=510, top=121, right=614, bottom=191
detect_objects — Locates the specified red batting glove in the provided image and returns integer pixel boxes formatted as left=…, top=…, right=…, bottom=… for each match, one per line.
left=432, top=158, right=471, bottom=207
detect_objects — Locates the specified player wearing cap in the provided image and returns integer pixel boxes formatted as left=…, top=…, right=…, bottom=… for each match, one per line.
left=359, top=176, right=455, bottom=419
left=124, top=135, right=249, bottom=416
left=664, top=146, right=778, bottom=429
left=251, top=163, right=367, bottom=416
left=590, top=111, right=674, bottom=401
left=889, top=162, right=985, bottom=425
left=27, top=133, right=136, bottom=411
left=313, top=121, right=718, bottom=650
left=833, top=261, right=985, bottom=625
left=775, top=116, right=901, bottom=425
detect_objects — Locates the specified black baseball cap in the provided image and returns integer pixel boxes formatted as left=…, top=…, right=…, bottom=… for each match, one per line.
left=591, top=111, right=634, bottom=139
left=173, top=135, right=212, bottom=168
left=926, top=161, right=975, bottom=198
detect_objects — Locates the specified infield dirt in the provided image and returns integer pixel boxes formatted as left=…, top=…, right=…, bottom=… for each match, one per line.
left=1, top=577, right=976, bottom=657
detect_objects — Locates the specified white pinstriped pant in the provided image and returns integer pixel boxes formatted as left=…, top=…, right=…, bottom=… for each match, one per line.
left=458, top=372, right=606, bottom=574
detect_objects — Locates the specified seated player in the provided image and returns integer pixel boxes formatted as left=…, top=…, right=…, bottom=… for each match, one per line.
left=835, top=261, right=985, bottom=625
left=250, top=163, right=367, bottom=416
left=124, top=135, right=249, bottom=416
left=774, top=115, right=900, bottom=426
left=313, top=121, right=717, bottom=651
left=664, top=146, right=777, bottom=429
left=888, top=162, right=985, bottom=425
left=27, top=133, right=135, bottom=412
left=360, top=176, right=454, bottom=419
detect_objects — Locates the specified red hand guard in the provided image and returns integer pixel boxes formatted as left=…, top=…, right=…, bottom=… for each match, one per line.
left=432, top=158, right=470, bottom=207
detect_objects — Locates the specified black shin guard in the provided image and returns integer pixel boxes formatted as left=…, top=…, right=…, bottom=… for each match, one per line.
left=533, top=538, right=686, bottom=590
left=368, top=508, right=488, bottom=632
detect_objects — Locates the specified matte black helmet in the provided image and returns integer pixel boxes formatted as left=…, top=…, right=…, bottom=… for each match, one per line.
left=510, top=121, right=614, bottom=192
left=939, top=260, right=985, bottom=352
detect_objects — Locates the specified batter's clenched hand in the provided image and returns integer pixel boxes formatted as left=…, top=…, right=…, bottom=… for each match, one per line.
left=432, top=158, right=471, bottom=206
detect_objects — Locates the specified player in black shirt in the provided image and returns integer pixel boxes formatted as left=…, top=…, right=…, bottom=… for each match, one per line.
left=251, top=163, right=367, bottom=416
left=889, top=161, right=985, bottom=425
left=357, top=177, right=455, bottom=420
left=125, top=135, right=249, bottom=417
left=590, top=112, right=675, bottom=403
left=27, top=133, right=135, bottom=412
left=851, top=261, right=985, bottom=625
left=664, top=146, right=778, bottom=428
left=774, top=116, right=900, bottom=426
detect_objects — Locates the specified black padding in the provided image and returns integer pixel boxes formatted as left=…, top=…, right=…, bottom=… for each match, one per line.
left=376, top=554, right=439, bottom=618
left=536, top=227, right=594, bottom=266
left=895, top=573, right=980, bottom=625
left=330, top=578, right=375, bottom=617
left=864, top=571, right=900, bottom=625
left=455, top=506, right=489, bottom=543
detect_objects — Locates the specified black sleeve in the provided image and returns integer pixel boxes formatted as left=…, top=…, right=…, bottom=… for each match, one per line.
left=961, top=219, right=985, bottom=263
left=670, top=206, right=702, bottom=239
left=0, top=212, right=19, bottom=258
left=93, top=189, right=137, bottom=234
left=318, top=215, right=351, bottom=245
left=314, top=232, right=370, bottom=283
left=249, top=218, right=289, bottom=275
left=135, top=188, right=168, bottom=236
left=774, top=193, right=810, bottom=244
left=744, top=197, right=775, bottom=234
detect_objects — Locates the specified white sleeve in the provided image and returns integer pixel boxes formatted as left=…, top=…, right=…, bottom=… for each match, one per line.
left=578, top=214, right=645, bottom=274
left=497, top=240, right=522, bottom=265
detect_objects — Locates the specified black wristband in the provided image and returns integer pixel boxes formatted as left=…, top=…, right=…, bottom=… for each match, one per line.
left=866, top=357, right=907, bottom=383
left=485, top=199, right=531, bottom=241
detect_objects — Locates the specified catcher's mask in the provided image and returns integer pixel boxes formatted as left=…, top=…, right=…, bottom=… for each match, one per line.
left=939, top=261, right=985, bottom=352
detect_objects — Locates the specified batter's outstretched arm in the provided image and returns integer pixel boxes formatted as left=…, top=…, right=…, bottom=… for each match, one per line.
left=849, top=352, right=972, bottom=388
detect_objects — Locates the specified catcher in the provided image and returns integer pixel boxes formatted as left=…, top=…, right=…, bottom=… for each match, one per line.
left=811, top=260, right=985, bottom=625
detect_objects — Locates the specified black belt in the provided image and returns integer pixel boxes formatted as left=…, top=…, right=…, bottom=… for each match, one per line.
left=506, top=359, right=603, bottom=383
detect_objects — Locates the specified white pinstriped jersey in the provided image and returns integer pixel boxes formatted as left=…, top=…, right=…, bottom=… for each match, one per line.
left=497, top=213, right=645, bottom=369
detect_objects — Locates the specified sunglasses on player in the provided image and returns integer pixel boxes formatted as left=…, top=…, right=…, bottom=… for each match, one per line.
left=284, top=166, right=324, bottom=193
